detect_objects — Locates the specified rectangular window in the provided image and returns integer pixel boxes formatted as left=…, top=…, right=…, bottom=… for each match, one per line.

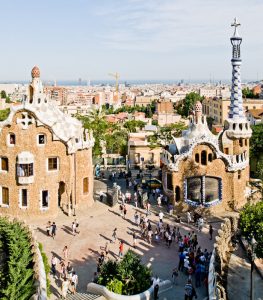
left=48, top=157, right=58, bottom=171
left=38, top=134, right=45, bottom=145
left=224, top=148, right=229, bottom=154
left=83, top=177, right=89, bottom=194
left=167, top=173, right=173, bottom=190
left=1, top=157, right=8, bottom=171
left=21, top=189, right=28, bottom=207
left=2, top=187, right=9, bottom=205
left=9, top=134, right=16, bottom=145
left=238, top=170, right=241, bottom=180
left=17, top=163, right=34, bottom=177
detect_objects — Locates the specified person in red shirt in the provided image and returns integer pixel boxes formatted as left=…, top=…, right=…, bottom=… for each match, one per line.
left=119, top=240, right=124, bottom=258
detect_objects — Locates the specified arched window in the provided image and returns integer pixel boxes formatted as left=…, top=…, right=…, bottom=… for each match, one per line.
left=201, top=150, right=207, bottom=165
left=233, top=123, right=236, bottom=130
left=239, top=139, right=243, bottom=147
left=175, top=186, right=180, bottom=202
left=208, top=153, right=213, bottom=162
left=245, top=139, right=247, bottom=146
left=195, top=153, right=200, bottom=163
left=238, top=170, right=241, bottom=179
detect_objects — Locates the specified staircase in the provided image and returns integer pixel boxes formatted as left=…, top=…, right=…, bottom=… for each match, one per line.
left=57, top=292, right=105, bottom=300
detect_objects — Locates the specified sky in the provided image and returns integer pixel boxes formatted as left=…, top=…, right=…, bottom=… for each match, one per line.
left=0, top=0, right=263, bottom=82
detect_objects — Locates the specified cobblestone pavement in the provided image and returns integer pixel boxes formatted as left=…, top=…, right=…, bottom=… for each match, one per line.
left=27, top=175, right=221, bottom=300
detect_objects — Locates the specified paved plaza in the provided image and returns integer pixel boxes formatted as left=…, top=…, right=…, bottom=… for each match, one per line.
left=27, top=175, right=221, bottom=300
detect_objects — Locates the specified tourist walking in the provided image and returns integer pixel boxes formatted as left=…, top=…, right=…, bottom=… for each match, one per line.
left=172, top=267, right=179, bottom=285
left=184, top=279, right=197, bottom=300
left=61, top=277, right=69, bottom=299
left=209, top=224, right=214, bottom=240
left=46, top=221, right=51, bottom=236
left=123, top=205, right=127, bottom=219
left=104, top=241, right=109, bottom=257
left=51, top=254, right=58, bottom=277
left=111, top=228, right=117, bottom=243
left=187, top=211, right=192, bottom=224
left=157, top=195, right=162, bottom=207
left=198, top=217, right=204, bottom=232
left=51, top=222, right=57, bottom=239
left=119, top=240, right=124, bottom=258
left=75, top=219, right=80, bottom=234
left=71, top=271, right=78, bottom=294
left=159, top=211, right=164, bottom=223
left=63, top=246, right=69, bottom=261
left=72, top=221, right=77, bottom=236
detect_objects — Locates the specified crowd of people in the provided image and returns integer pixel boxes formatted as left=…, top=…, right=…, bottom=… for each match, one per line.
left=46, top=168, right=215, bottom=299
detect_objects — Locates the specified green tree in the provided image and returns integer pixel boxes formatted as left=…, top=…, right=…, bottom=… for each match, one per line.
left=148, top=122, right=187, bottom=148
left=0, top=109, right=10, bottom=121
left=177, top=92, right=204, bottom=117
left=240, top=202, right=263, bottom=258
left=242, top=87, right=259, bottom=99
left=98, top=250, right=152, bottom=295
left=123, top=120, right=146, bottom=133
left=250, top=124, right=263, bottom=158
left=1, top=90, right=7, bottom=99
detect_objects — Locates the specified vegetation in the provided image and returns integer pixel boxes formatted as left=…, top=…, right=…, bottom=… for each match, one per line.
left=77, top=109, right=128, bottom=157
left=242, top=87, right=259, bottom=99
left=38, top=243, right=51, bottom=297
left=123, top=120, right=146, bottom=133
left=148, top=122, right=188, bottom=147
left=177, top=92, right=204, bottom=117
left=1, top=90, right=7, bottom=98
left=250, top=124, right=263, bottom=158
left=0, top=108, right=10, bottom=121
left=240, top=202, right=263, bottom=258
left=98, top=250, right=152, bottom=295
left=0, top=218, right=35, bottom=300
left=102, top=102, right=156, bottom=118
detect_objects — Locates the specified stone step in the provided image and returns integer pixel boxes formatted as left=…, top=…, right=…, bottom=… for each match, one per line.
left=57, top=292, right=104, bottom=300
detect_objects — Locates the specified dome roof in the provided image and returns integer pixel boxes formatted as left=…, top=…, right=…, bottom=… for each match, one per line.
left=31, top=66, right=40, bottom=78
left=195, top=101, right=202, bottom=112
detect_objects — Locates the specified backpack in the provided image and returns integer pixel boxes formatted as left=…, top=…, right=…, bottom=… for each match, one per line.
left=185, top=284, right=193, bottom=296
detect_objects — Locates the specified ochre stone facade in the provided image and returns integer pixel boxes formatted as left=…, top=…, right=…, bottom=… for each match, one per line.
left=0, top=67, right=94, bottom=217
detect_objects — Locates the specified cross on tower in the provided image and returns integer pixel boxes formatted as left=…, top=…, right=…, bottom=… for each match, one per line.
left=231, top=17, right=241, bottom=37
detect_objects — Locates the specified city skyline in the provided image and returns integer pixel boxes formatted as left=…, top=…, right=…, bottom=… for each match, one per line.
left=0, top=0, right=263, bottom=81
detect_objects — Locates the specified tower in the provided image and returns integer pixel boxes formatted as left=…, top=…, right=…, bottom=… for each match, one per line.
left=224, top=18, right=252, bottom=154
left=27, top=66, right=48, bottom=106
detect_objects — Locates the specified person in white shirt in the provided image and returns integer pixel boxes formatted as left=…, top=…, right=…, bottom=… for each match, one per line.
left=159, top=211, right=164, bottom=222
left=71, top=271, right=78, bottom=294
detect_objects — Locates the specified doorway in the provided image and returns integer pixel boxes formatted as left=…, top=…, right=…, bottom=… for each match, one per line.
left=58, top=181, right=65, bottom=207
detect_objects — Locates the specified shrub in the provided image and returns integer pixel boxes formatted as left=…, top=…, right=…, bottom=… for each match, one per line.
left=98, top=250, right=152, bottom=295
left=240, top=202, right=263, bottom=258
left=0, top=218, right=35, bottom=300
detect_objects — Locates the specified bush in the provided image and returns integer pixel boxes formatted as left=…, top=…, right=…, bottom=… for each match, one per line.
left=98, top=250, right=152, bottom=295
left=38, top=243, right=51, bottom=297
left=0, top=218, right=35, bottom=300
left=240, top=202, right=263, bottom=258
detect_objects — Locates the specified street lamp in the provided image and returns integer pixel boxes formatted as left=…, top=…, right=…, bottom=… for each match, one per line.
left=250, top=235, right=257, bottom=300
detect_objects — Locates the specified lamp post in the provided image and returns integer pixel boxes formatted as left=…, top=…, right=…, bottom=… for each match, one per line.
left=250, top=235, right=257, bottom=300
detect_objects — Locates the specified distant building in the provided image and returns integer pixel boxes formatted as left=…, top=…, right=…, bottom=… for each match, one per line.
left=202, top=97, right=263, bottom=125
left=128, top=132, right=161, bottom=169
left=246, top=109, right=263, bottom=125
left=0, top=67, right=94, bottom=217
left=45, top=86, right=68, bottom=105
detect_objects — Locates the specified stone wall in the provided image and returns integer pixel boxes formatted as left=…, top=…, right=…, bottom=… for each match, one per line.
left=208, top=217, right=238, bottom=300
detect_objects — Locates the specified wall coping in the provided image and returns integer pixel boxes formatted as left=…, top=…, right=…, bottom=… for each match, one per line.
left=87, top=280, right=171, bottom=300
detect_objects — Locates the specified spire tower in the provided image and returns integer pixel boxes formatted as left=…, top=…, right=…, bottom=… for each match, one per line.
left=229, top=17, right=244, bottom=119
left=224, top=18, right=251, bottom=140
